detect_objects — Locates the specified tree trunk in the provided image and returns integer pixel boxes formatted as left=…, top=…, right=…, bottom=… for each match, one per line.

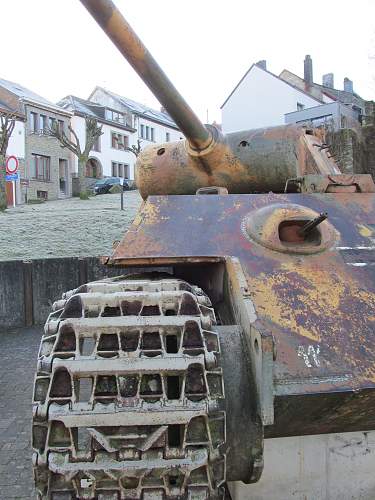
left=0, top=154, right=7, bottom=211
left=78, top=155, right=89, bottom=199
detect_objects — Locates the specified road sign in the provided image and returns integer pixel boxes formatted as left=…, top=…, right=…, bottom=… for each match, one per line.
left=6, top=173, right=20, bottom=181
left=6, top=156, right=19, bottom=175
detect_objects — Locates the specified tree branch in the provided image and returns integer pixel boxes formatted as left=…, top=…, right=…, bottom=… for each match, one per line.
left=0, top=112, right=17, bottom=156
left=45, top=121, right=81, bottom=157
left=68, top=124, right=82, bottom=154
left=83, top=116, right=103, bottom=157
left=125, top=139, right=142, bottom=157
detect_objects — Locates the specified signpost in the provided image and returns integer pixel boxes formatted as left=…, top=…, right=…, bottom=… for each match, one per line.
left=5, top=156, right=19, bottom=208
left=6, top=156, right=19, bottom=175
left=5, top=173, right=19, bottom=181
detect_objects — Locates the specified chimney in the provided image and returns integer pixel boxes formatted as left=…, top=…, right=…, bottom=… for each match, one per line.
left=344, top=77, right=353, bottom=93
left=304, top=55, right=313, bottom=85
left=256, top=60, right=267, bottom=70
left=322, top=73, right=334, bottom=89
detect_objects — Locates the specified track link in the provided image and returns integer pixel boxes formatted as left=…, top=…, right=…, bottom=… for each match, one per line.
left=32, top=277, right=226, bottom=499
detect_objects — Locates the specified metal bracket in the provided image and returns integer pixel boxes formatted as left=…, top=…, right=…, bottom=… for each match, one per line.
left=285, top=174, right=375, bottom=194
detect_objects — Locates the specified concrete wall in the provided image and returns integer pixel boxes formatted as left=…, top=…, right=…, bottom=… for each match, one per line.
left=0, top=261, right=25, bottom=327
left=363, top=125, right=375, bottom=180
left=230, top=430, right=375, bottom=500
left=0, top=257, right=146, bottom=329
left=221, top=65, right=321, bottom=133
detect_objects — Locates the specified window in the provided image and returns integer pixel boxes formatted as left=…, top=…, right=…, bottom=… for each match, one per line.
left=37, top=190, right=48, bottom=200
left=166, top=132, right=170, bottom=142
left=111, top=132, right=129, bottom=150
left=30, top=112, right=38, bottom=132
left=140, top=124, right=144, bottom=138
left=108, top=110, right=125, bottom=123
left=151, top=128, right=154, bottom=141
left=146, top=126, right=149, bottom=140
left=39, top=115, right=47, bottom=132
left=48, top=117, right=56, bottom=130
left=112, top=162, right=129, bottom=178
left=31, top=154, right=51, bottom=181
left=297, top=102, right=305, bottom=111
left=58, top=120, right=64, bottom=134
left=92, top=134, right=101, bottom=152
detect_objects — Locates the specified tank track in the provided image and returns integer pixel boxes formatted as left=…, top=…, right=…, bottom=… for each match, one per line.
left=32, top=277, right=226, bottom=499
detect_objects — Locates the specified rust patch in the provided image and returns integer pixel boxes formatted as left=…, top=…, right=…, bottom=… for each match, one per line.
left=250, top=260, right=375, bottom=344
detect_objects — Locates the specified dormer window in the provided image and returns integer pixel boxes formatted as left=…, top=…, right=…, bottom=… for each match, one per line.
left=107, top=109, right=125, bottom=124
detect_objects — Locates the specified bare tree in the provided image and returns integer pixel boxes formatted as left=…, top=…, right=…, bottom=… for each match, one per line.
left=0, top=112, right=16, bottom=211
left=47, top=116, right=103, bottom=198
left=125, top=139, right=142, bottom=158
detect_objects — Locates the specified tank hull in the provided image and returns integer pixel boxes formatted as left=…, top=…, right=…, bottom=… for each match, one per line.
left=109, top=192, right=375, bottom=438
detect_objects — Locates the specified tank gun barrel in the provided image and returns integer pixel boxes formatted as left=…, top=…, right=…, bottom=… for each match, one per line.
left=79, top=0, right=212, bottom=151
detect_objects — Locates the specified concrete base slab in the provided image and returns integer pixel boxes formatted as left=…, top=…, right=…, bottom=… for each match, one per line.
left=229, top=431, right=375, bottom=500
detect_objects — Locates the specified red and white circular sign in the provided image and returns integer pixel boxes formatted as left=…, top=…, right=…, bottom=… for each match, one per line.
left=6, top=156, right=19, bottom=174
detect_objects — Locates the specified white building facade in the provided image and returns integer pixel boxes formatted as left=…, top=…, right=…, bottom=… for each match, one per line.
left=89, top=87, right=182, bottom=149
left=6, top=119, right=25, bottom=160
left=221, top=63, right=324, bottom=134
left=59, top=90, right=182, bottom=185
left=0, top=113, right=25, bottom=206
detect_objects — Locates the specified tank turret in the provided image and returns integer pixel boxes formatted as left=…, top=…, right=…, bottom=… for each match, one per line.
left=80, top=0, right=340, bottom=199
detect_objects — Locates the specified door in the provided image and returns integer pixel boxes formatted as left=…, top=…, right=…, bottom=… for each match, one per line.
left=5, top=181, right=13, bottom=207
left=59, top=159, right=68, bottom=195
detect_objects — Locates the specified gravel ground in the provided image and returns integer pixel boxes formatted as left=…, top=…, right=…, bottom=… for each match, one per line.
left=0, top=191, right=142, bottom=261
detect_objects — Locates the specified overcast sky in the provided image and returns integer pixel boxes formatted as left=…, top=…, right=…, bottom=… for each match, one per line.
left=2, top=0, right=374, bottom=123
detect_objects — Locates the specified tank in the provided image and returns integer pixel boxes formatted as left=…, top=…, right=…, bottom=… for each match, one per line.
left=32, top=1, right=375, bottom=499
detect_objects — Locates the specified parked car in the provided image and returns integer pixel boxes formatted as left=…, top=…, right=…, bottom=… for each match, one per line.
left=93, top=177, right=131, bottom=195
left=123, top=179, right=137, bottom=190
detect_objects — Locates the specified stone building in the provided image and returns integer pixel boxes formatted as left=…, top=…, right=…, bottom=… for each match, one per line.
left=0, top=78, right=72, bottom=202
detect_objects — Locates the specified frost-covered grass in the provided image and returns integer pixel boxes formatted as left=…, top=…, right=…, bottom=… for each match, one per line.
left=0, top=191, right=142, bottom=261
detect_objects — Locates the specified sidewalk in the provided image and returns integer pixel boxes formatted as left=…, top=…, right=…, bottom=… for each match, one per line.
left=0, top=327, right=42, bottom=499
